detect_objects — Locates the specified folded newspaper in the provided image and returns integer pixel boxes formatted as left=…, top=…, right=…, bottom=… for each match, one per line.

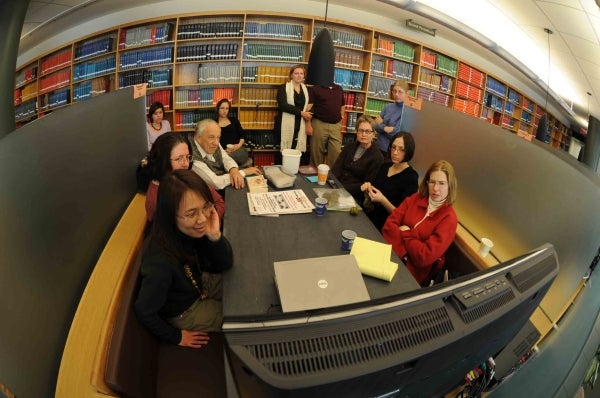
left=247, top=189, right=315, bottom=216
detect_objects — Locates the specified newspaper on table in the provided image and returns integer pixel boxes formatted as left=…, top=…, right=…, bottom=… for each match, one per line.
left=247, top=189, right=315, bottom=216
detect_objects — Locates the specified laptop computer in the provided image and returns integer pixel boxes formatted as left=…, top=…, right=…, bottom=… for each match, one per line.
left=274, top=254, right=370, bottom=313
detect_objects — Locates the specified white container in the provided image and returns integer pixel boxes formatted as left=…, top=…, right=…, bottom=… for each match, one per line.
left=281, top=149, right=302, bottom=175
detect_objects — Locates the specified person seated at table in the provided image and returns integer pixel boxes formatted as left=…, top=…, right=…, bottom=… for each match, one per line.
left=146, top=101, right=171, bottom=150
left=374, top=80, right=408, bottom=156
left=331, top=115, right=384, bottom=203
left=135, top=169, right=233, bottom=347
left=189, top=119, right=262, bottom=191
left=382, top=160, right=458, bottom=287
left=360, top=132, right=418, bottom=231
left=138, top=132, right=225, bottom=222
left=215, top=98, right=251, bottom=168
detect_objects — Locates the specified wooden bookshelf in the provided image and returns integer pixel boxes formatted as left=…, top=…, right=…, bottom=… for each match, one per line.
left=14, top=11, right=570, bottom=153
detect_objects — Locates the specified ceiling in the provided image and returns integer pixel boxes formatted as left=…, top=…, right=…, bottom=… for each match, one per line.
left=19, top=0, right=600, bottom=129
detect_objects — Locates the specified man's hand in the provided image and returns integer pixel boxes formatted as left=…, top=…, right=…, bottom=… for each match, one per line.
left=243, top=166, right=262, bottom=176
left=229, top=168, right=245, bottom=189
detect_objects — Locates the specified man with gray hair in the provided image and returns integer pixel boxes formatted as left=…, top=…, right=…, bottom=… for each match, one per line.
left=190, top=119, right=261, bottom=190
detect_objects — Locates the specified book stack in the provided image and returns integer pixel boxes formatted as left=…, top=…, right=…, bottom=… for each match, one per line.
left=73, top=55, right=116, bottom=82
left=246, top=175, right=268, bottom=193
left=177, top=21, right=244, bottom=39
left=120, top=46, right=174, bottom=70
left=314, top=27, right=365, bottom=49
left=245, top=22, right=304, bottom=40
left=75, top=36, right=114, bottom=61
left=41, top=50, right=72, bottom=75
left=39, top=69, right=71, bottom=94
left=334, top=69, right=365, bottom=90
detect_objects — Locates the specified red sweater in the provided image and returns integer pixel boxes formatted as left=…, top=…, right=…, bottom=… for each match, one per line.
left=382, top=192, right=457, bottom=286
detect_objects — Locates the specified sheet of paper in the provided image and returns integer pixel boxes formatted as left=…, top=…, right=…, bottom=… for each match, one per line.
left=350, top=237, right=398, bottom=282
left=247, top=189, right=315, bottom=216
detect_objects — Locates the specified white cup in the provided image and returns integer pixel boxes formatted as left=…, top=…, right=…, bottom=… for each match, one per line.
left=317, top=164, right=329, bottom=185
left=478, top=238, right=494, bottom=257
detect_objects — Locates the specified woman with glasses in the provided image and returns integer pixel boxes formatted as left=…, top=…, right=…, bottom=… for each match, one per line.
left=382, top=160, right=458, bottom=287
left=215, top=98, right=250, bottom=167
left=360, top=132, right=418, bottom=231
left=140, top=132, right=225, bottom=222
left=374, top=80, right=409, bottom=156
left=135, top=169, right=233, bottom=347
left=332, top=115, right=384, bottom=203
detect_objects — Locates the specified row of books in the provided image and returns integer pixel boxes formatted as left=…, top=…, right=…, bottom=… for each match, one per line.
left=341, top=111, right=359, bottom=134
left=484, top=92, right=504, bottom=111
left=119, top=22, right=173, bottom=49
left=41, top=50, right=72, bottom=75
left=334, top=49, right=364, bottom=70
left=73, top=77, right=112, bottom=102
left=365, top=98, right=388, bottom=115
left=15, top=66, right=37, bottom=88
left=119, top=68, right=172, bottom=88
left=198, top=63, right=240, bottom=83
left=504, top=102, right=516, bottom=116
left=334, top=68, right=365, bottom=91
left=453, top=98, right=480, bottom=117
left=119, top=47, right=173, bottom=70
left=501, top=114, right=516, bottom=129
left=457, top=63, right=485, bottom=88
left=523, top=98, right=535, bottom=113
left=417, top=87, right=450, bottom=107
left=481, top=107, right=498, bottom=124
left=175, top=87, right=234, bottom=107
left=39, top=69, right=71, bottom=94
left=239, top=110, right=277, bottom=129
left=177, top=22, right=244, bottom=39
left=75, top=36, right=114, bottom=62
left=245, top=131, right=278, bottom=149
left=175, top=110, right=216, bottom=129
left=369, top=76, right=405, bottom=99
left=73, top=55, right=116, bottom=82
left=507, top=89, right=521, bottom=105
left=371, top=58, right=414, bottom=81
left=242, top=43, right=305, bottom=62
left=251, top=152, right=276, bottom=167
left=521, top=110, right=533, bottom=124
left=40, top=88, right=70, bottom=111
left=177, top=44, right=238, bottom=61
left=15, top=99, right=37, bottom=121
left=242, top=65, right=289, bottom=84
left=456, top=81, right=483, bottom=103
left=245, top=22, right=304, bottom=40
left=15, top=83, right=38, bottom=104
left=486, top=76, right=507, bottom=97
left=343, top=92, right=365, bottom=112
left=375, top=38, right=415, bottom=62
left=239, top=87, right=278, bottom=106
left=314, top=27, right=365, bottom=50
left=421, top=51, right=458, bottom=77
left=418, top=70, right=453, bottom=93
left=146, top=90, right=172, bottom=111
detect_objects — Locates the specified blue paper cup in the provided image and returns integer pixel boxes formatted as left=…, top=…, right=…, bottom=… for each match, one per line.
left=341, top=230, right=357, bottom=251
left=314, top=197, right=328, bottom=216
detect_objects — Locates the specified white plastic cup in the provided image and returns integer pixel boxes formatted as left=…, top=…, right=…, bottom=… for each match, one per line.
left=314, top=197, right=328, bottom=216
left=281, top=149, right=302, bottom=175
left=478, top=238, right=494, bottom=257
left=317, top=164, right=330, bottom=185
left=341, top=230, right=357, bottom=252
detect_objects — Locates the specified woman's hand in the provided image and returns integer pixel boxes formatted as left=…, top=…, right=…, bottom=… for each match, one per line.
left=367, top=186, right=385, bottom=203
left=360, top=182, right=372, bottom=192
left=179, top=330, right=210, bottom=348
left=205, top=206, right=222, bottom=241
left=301, top=111, right=312, bottom=120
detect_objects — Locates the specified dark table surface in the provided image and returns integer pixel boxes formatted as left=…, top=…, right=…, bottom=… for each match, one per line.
left=222, top=174, right=420, bottom=319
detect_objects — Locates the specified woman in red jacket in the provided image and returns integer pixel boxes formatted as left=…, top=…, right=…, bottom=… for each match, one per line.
left=382, top=160, right=458, bottom=286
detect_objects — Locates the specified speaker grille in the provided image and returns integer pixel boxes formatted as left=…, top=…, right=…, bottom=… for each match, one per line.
left=454, top=289, right=515, bottom=323
left=242, top=306, right=453, bottom=378
left=508, top=254, right=556, bottom=293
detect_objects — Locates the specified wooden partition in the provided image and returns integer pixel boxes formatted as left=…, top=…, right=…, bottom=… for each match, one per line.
left=0, top=87, right=147, bottom=397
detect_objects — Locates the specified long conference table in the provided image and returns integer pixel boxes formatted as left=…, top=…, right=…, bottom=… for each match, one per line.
left=222, top=174, right=420, bottom=321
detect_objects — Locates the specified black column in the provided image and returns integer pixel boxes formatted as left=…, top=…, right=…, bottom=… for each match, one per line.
left=0, top=0, right=30, bottom=138
left=582, top=115, right=600, bottom=172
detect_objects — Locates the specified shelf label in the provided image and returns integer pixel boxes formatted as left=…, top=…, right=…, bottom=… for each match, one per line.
left=404, top=96, right=422, bottom=111
left=133, top=83, right=147, bottom=99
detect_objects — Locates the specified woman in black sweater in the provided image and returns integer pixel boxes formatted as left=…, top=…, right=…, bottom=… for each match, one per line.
left=135, top=169, right=233, bottom=348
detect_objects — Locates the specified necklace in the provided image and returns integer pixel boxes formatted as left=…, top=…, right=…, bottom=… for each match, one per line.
left=151, top=121, right=162, bottom=131
left=183, top=250, right=208, bottom=300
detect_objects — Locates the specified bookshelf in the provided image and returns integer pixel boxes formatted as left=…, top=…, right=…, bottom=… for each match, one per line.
left=14, top=11, right=570, bottom=155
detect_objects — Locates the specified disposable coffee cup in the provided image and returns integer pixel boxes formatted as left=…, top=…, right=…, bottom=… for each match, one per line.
left=317, top=164, right=330, bottom=185
left=314, top=197, right=328, bottom=216
left=478, top=238, right=494, bottom=257
left=341, top=230, right=357, bottom=252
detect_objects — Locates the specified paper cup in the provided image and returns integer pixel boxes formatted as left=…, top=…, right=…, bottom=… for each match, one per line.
left=317, top=164, right=330, bottom=185
left=314, top=197, right=328, bottom=216
left=341, top=230, right=357, bottom=252
left=478, top=238, right=494, bottom=257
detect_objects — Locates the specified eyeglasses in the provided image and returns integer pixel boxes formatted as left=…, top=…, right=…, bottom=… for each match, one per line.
left=178, top=202, right=215, bottom=221
left=357, top=129, right=374, bottom=135
left=427, top=180, right=447, bottom=187
left=390, top=145, right=405, bottom=153
left=171, top=154, right=193, bottom=164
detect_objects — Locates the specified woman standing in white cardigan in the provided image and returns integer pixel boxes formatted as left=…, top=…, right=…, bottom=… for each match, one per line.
left=275, top=65, right=313, bottom=154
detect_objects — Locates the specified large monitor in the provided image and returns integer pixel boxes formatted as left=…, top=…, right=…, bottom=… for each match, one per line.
left=223, top=243, right=558, bottom=397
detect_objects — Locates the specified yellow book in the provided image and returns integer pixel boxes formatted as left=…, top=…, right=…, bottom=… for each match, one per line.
left=350, top=237, right=398, bottom=282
